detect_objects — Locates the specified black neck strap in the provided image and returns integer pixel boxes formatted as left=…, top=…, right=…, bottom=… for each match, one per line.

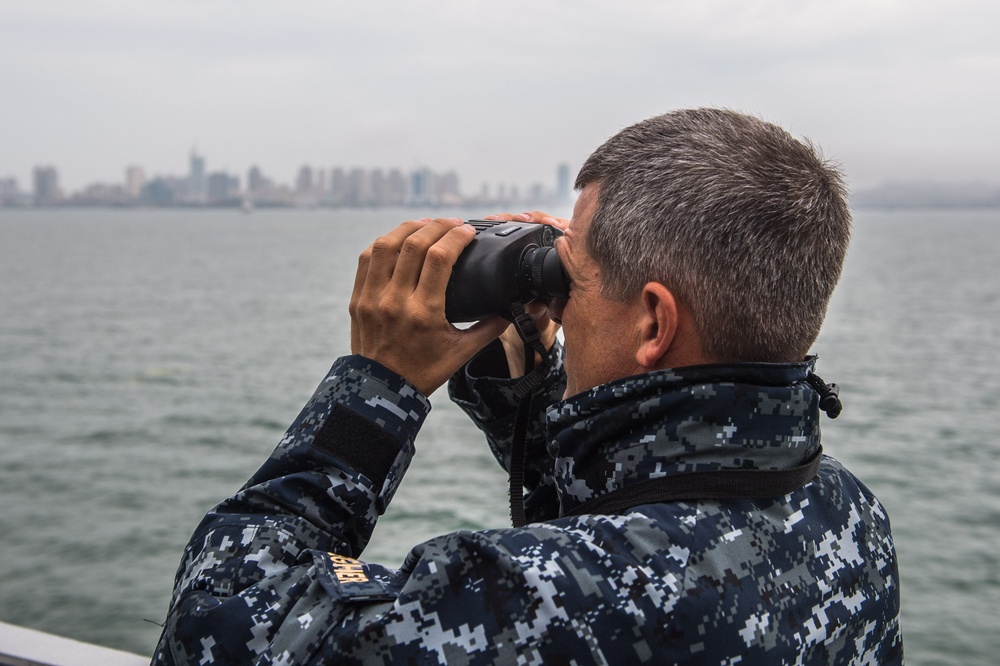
left=508, top=302, right=549, bottom=528
left=564, top=447, right=823, bottom=517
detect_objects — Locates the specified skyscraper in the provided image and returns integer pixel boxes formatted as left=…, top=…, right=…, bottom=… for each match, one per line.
left=0, top=177, right=20, bottom=204
left=247, top=165, right=264, bottom=193
left=387, top=169, right=407, bottom=206
left=346, top=168, right=368, bottom=206
left=126, top=165, right=146, bottom=200
left=33, top=166, right=61, bottom=205
left=189, top=150, right=206, bottom=203
left=207, top=172, right=239, bottom=204
left=557, top=163, right=571, bottom=202
left=329, top=167, right=346, bottom=205
left=296, top=165, right=314, bottom=195
left=409, top=168, right=433, bottom=206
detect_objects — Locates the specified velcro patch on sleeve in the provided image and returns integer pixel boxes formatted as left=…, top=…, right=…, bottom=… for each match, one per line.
left=312, top=404, right=402, bottom=484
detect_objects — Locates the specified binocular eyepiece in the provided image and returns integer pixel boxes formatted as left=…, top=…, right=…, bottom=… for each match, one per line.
left=445, top=220, right=570, bottom=323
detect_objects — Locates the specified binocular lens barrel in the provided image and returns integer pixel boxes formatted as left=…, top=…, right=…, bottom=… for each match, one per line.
left=445, top=221, right=570, bottom=322
left=524, top=246, right=569, bottom=300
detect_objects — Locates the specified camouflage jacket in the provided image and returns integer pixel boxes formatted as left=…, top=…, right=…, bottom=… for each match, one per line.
left=153, top=342, right=903, bottom=664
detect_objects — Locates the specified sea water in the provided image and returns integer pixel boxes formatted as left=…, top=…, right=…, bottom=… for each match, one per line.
left=0, top=207, right=997, bottom=664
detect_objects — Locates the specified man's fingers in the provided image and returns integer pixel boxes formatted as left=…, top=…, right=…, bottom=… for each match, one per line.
left=350, top=248, right=371, bottom=312
left=350, top=261, right=366, bottom=353
left=522, top=210, right=570, bottom=230
left=352, top=218, right=432, bottom=354
left=414, top=222, right=475, bottom=308
left=484, top=211, right=569, bottom=230
left=390, top=218, right=463, bottom=292
left=362, top=218, right=431, bottom=292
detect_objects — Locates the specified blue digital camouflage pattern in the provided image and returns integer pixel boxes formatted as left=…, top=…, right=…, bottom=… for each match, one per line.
left=153, top=344, right=903, bottom=664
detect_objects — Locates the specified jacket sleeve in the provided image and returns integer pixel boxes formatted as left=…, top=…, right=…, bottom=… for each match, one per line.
left=448, top=339, right=566, bottom=523
left=153, top=355, right=430, bottom=664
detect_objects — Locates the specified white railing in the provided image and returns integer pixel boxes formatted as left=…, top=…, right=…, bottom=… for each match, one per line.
left=0, top=621, right=148, bottom=666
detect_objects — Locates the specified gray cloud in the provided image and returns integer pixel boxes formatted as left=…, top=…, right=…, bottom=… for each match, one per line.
left=2, top=0, right=998, bottom=193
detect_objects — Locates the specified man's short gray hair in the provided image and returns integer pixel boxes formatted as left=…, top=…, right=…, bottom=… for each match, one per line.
left=576, top=108, right=851, bottom=363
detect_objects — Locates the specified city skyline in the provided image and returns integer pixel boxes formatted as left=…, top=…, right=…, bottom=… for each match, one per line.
left=0, top=150, right=575, bottom=208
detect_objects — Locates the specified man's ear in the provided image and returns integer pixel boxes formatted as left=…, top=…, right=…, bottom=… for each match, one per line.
left=635, top=282, right=678, bottom=369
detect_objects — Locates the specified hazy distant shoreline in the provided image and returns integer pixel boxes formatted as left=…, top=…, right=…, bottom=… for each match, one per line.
left=4, top=202, right=1000, bottom=211
left=4, top=181, right=1000, bottom=211
left=851, top=181, right=1000, bottom=209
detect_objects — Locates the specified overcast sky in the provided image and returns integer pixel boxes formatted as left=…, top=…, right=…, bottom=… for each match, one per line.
left=2, top=0, right=998, bottom=193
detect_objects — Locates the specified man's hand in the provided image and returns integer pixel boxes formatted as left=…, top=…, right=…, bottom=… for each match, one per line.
left=349, top=217, right=510, bottom=396
left=483, top=211, right=568, bottom=378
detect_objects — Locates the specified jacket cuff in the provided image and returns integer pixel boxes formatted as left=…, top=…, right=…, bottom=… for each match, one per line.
left=448, top=339, right=565, bottom=425
left=304, top=355, right=431, bottom=511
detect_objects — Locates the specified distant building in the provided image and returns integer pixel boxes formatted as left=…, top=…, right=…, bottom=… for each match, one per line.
left=329, top=167, right=346, bottom=205
left=409, top=168, right=433, bottom=206
left=70, top=182, right=129, bottom=206
left=437, top=171, right=461, bottom=205
left=244, top=166, right=292, bottom=206
left=369, top=168, right=386, bottom=206
left=346, top=168, right=369, bottom=206
left=387, top=169, right=407, bottom=206
left=295, top=165, right=318, bottom=205
left=247, top=165, right=265, bottom=193
left=557, top=163, right=571, bottom=202
left=206, top=172, right=240, bottom=204
left=0, top=177, right=20, bottom=205
left=189, top=150, right=206, bottom=203
left=296, top=165, right=313, bottom=194
left=141, top=176, right=185, bottom=206
left=315, top=168, right=327, bottom=195
left=33, top=166, right=61, bottom=205
left=125, top=165, right=146, bottom=200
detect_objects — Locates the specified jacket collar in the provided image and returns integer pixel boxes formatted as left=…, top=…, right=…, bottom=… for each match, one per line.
left=544, top=358, right=823, bottom=515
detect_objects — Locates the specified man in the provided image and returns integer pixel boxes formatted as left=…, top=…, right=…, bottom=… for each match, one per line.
left=154, top=109, right=902, bottom=664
